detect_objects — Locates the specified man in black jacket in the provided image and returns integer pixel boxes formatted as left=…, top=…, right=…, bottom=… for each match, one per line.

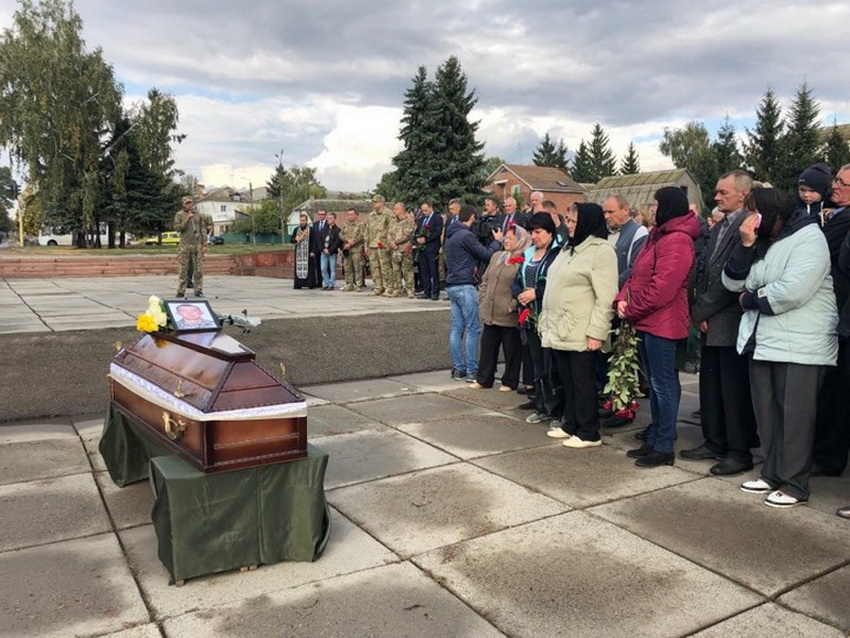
left=310, top=209, right=329, bottom=288
left=444, top=204, right=503, bottom=380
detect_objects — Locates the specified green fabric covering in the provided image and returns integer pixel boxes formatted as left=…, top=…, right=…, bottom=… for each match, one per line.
left=100, top=404, right=173, bottom=487
left=150, top=449, right=330, bottom=584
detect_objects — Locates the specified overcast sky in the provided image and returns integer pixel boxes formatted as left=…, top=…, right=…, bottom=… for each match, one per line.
left=1, top=0, right=849, bottom=194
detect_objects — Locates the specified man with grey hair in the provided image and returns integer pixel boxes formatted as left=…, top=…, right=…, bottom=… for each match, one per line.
left=602, top=194, right=648, bottom=288
left=684, top=169, right=758, bottom=475
left=499, top=196, right=529, bottom=232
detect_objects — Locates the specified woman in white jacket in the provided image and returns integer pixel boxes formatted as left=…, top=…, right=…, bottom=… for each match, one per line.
left=722, top=188, right=837, bottom=508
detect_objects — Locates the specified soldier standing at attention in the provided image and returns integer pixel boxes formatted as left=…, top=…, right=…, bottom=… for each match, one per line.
left=387, top=202, right=416, bottom=298
left=175, top=196, right=210, bottom=298
left=366, top=194, right=392, bottom=295
left=340, top=208, right=366, bottom=291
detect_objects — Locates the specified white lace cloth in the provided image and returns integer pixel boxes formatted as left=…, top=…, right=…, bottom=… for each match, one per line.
left=109, top=364, right=307, bottom=421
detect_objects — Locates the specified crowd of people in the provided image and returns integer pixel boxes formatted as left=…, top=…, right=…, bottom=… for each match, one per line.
left=292, top=168, right=850, bottom=517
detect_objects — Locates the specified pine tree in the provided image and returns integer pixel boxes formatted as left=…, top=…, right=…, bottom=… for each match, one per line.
left=744, top=88, right=785, bottom=185
left=570, top=141, right=595, bottom=183
left=587, top=124, right=617, bottom=182
left=780, top=82, right=821, bottom=189
left=712, top=116, right=743, bottom=174
left=620, top=142, right=640, bottom=175
left=823, top=122, right=850, bottom=172
left=532, top=133, right=568, bottom=169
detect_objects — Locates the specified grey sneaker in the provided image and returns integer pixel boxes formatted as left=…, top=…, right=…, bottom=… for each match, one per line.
left=525, top=412, right=548, bottom=424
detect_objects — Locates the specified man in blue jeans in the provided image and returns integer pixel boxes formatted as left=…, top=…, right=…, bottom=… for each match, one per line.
left=444, top=204, right=503, bottom=380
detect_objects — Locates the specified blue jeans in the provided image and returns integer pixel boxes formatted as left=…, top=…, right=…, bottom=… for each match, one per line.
left=320, top=253, right=336, bottom=288
left=638, top=331, right=681, bottom=454
left=447, top=285, right=481, bottom=376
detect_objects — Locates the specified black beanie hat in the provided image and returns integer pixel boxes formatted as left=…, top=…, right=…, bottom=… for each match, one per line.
left=798, top=163, right=832, bottom=201
left=654, top=187, right=690, bottom=226
left=569, top=203, right=608, bottom=247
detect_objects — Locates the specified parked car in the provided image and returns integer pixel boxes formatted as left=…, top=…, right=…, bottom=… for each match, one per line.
left=137, top=232, right=180, bottom=246
left=209, top=235, right=225, bottom=245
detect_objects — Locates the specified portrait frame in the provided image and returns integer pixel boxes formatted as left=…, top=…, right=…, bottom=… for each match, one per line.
left=165, top=299, right=221, bottom=333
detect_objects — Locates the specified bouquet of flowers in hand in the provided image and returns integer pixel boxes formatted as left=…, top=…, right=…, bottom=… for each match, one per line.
left=411, top=225, right=431, bottom=260
left=602, top=321, right=642, bottom=419
left=136, top=296, right=170, bottom=333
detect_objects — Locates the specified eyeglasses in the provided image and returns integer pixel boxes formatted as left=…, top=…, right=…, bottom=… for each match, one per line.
left=833, top=176, right=850, bottom=188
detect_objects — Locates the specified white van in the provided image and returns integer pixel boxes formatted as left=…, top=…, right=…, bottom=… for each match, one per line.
left=38, top=224, right=109, bottom=246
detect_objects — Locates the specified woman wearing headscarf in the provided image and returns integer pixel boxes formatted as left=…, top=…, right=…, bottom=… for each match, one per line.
left=540, top=203, right=618, bottom=447
left=470, top=225, right=532, bottom=390
left=291, top=213, right=319, bottom=289
left=723, top=187, right=837, bottom=508
left=617, top=187, right=701, bottom=467
left=513, top=213, right=565, bottom=425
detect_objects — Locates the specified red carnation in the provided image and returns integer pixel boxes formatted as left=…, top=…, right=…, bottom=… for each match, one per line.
left=518, top=308, right=531, bottom=325
left=507, top=254, right=525, bottom=265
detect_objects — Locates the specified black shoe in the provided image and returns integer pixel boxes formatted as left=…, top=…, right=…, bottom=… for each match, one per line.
left=516, top=400, right=536, bottom=410
left=626, top=443, right=653, bottom=458
left=516, top=386, right=531, bottom=395
left=194, top=291, right=204, bottom=297
left=451, top=369, right=467, bottom=380
left=635, top=426, right=650, bottom=441
left=175, top=292, right=185, bottom=298
left=709, top=458, right=754, bottom=476
left=635, top=451, right=675, bottom=468
left=602, top=414, right=634, bottom=429
left=679, top=444, right=723, bottom=461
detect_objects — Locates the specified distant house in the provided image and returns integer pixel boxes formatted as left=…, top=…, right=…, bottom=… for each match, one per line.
left=193, top=187, right=249, bottom=235
left=586, top=168, right=705, bottom=212
left=485, top=164, right=585, bottom=212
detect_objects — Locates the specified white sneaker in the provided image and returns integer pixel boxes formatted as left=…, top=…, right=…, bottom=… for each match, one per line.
left=562, top=436, right=602, bottom=448
left=740, top=478, right=773, bottom=494
left=765, top=490, right=805, bottom=508
left=526, top=412, right=548, bottom=424
left=546, top=428, right=571, bottom=439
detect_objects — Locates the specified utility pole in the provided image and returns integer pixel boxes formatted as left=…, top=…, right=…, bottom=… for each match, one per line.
left=275, top=149, right=285, bottom=244
left=249, top=180, right=255, bottom=246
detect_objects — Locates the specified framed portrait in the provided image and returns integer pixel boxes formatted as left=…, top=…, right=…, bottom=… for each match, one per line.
left=165, top=299, right=221, bottom=333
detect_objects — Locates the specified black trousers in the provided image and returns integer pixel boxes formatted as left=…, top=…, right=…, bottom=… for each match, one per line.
left=553, top=349, right=600, bottom=441
left=699, top=343, right=758, bottom=462
left=419, top=250, right=439, bottom=298
left=813, top=338, right=850, bottom=474
left=525, top=328, right=563, bottom=419
left=312, top=252, right=323, bottom=287
left=521, top=339, right=534, bottom=387
left=477, top=324, right=522, bottom=388
left=750, top=359, right=827, bottom=500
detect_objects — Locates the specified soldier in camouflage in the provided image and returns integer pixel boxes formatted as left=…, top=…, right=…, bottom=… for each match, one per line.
left=174, top=196, right=212, bottom=297
left=339, top=208, right=366, bottom=291
left=386, top=202, right=416, bottom=298
left=366, top=194, right=392, bottom=295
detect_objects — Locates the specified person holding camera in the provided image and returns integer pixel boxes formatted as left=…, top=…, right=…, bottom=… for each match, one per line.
left=444, top=204, right=504, bottom=380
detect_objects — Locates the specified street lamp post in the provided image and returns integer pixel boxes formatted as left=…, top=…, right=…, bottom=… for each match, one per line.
left=275, top=149, right=285, bottom=244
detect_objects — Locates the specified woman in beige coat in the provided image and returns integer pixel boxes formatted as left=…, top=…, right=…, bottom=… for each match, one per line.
left=540, top=203, right=618, bottom=447
left=471, top=225, right=532, bottom=390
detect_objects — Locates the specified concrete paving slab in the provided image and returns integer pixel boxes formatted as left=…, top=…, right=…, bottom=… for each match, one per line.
left=0, top=438, right=91, bottom=485
left=121, top=508, right=398, bottom=619
left=690, top=602, right=844, bottom=637
left=590, top=477, right=850, bottom=596
left=0, top=421, right=76, bottom=443
left=807, top=474, right=850, bottom=518
left=94, top=471, right=154, bottom=530
left=778, top=564, right=850, bottom=632
left=317, top=428, right=458, bottom=489
left=0, top=533, right=149, bottom=638
left=72, top=413, right=107, bottom=441
left=442, top=385, right=530, bottom=414
left=0, top=473, right=112, bottom=551
left=306, top=404, right=385, bottom=438
left=387, top=368, right=463, bottom=393
left=49, top=318, right=135, bottom=331
left=0, top=322, right=51, bottom=334
left=100, top=625, right=163, bottom=638
left=345, top=393, right=489, bottom=425
left=473, top=444, right=698, bottom=508
left=396, top=413, right=548, bottom=460
left=301, top=378, right=415, bottom=404
left=328, top=463, right=568, bottom=558
left=414, top=510, right=762, bottom=638
left=161, top=562, right=504, bottom=638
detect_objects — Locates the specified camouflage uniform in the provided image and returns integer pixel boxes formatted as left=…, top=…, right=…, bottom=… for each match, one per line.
left=386, top=213, right=415, bottom=297
left=175, top=207, right=211, bottom=296
left=339, top=217, right=366, bottom=291
left=366, top=205, right=392, bottom=295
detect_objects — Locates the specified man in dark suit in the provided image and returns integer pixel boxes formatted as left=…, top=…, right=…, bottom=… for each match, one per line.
left=414, top=200, right=443, bottom=300
left=310, top=209, right=329, bottom=288
left=684, top=170, right=758, bottom=475
left=498, top=196, right=529, bottom=232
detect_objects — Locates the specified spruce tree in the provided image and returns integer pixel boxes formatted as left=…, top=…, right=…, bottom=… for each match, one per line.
left=391, top=65, right=437, bottom=204
left=823, top=122, right=850, bottom=172
left=588, top=124, right=617, bottom=181
left=570, top=141, right=595, bottom=183
left=780, top=82, right=821, bottom=189
left=712, top=116, right=743, bottom=174
left=620, top=142, right=640, bottom=175
left=532, top=133, right=569, bottom=169
left=744, top=88, right=785, bottom=185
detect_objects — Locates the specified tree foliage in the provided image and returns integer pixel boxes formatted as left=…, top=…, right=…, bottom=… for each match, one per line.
left=780, top=82, right=821, bottom=188
left=532, top=133, right=568, bottom=169
left=823, top=122, right=850, bottom=173
left=659, top=121, right=718, bottom=207
left=587, top=123, right=617, bottom=182
left=266, top=163, right=327, bottom=230
left=570, top=140, right=594, bottom=183
left=620, top=142, right=640, bottom=175
left=712, top=116, right=743, bottom=175
left=232, top=199, right=282, bottom=236
left=744, top=88, right=785, bottom=186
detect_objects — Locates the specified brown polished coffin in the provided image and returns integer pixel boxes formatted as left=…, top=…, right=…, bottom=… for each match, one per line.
left=109, top=330, right=307, bottom=473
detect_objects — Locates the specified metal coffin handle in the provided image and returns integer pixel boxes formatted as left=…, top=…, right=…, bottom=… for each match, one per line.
left=161, top=411, right=188, bottom=441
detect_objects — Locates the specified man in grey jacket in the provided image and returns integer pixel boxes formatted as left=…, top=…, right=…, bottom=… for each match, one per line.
left=683, top=170, right=758, bottom=475
left=603, top=195, right=648, bottom=289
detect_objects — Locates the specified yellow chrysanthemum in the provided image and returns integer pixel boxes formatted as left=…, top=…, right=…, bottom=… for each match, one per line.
left=136, top=313, right=159, bottom=333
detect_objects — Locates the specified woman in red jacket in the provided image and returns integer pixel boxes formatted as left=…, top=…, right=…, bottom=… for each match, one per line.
left=615, top=187, right=701, bottom=467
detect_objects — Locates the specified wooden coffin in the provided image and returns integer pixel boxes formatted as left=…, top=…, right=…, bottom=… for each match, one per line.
left=109, top=330, right=307, bottom=473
